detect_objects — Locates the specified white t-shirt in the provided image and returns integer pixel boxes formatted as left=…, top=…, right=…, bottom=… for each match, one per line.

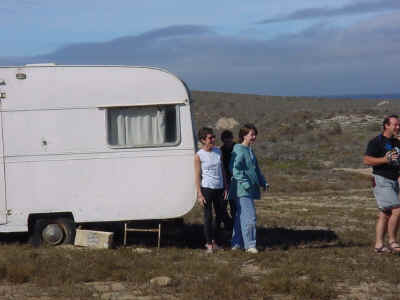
left=197, top=147, right=224, bottom=189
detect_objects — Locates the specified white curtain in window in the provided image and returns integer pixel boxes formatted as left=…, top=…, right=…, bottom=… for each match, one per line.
left=109, top=107, right=166, bottom=146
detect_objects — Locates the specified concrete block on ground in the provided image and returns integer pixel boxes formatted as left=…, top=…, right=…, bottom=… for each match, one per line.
left=74, top=229, right=114, bottom=249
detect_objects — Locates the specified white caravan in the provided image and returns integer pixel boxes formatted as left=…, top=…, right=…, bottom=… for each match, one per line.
left=0, top=65, right=196, bottom=245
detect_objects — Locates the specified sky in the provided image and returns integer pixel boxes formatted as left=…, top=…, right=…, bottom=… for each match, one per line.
left=1, top=0, right=400, bottom=96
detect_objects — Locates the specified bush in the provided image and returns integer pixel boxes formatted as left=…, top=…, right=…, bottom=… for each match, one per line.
left=327, top=122, right=342, bottom=135
left=366, top=122, right=380, bottom=132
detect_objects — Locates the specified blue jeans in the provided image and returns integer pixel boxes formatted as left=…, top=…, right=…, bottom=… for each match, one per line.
left=231, top=197, right=256, bottom=249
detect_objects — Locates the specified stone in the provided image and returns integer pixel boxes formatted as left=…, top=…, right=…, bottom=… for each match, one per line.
left=111, top=282, right=126, bottom=292
left=132, top=247, right=152, bottom=254
left=92, top=284, right=110, bottom=293
left=150, top=276, right=172, bottom=287
left=74, top=229, right=114, bottom=249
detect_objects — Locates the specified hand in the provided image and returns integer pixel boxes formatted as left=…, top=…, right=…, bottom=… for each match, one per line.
left=263, top=184, right=270, bottom=192
left=385, top=150, right=399, bottom=163
left=223, top=189, right=229, bottom=200
left=197, top=194, right=206, bottom=207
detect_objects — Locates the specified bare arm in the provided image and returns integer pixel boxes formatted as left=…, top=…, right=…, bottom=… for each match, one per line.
left=363, top=155, right=388, bottom=166
left=194, top=154, right=206, bottom=206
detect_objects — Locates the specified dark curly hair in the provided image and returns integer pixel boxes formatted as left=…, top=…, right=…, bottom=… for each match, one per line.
left=198, top=127, right=214, bottom=143
left=220, top=130, right=233, bottom=141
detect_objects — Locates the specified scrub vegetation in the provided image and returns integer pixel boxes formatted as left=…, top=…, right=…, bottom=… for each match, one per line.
left=1, top=91, right=400, bottom=299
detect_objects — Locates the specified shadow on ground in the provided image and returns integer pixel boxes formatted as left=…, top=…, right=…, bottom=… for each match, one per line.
left=0, top=221, right=339, bottom=251
left=166, top=223, right=339, bottom=250
left=0, top=232, right=29, bottom=245
left=257, top=226, right=338, bottom=249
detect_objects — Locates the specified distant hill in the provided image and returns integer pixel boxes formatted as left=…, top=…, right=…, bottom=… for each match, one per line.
left=191, top=90, right=400, bottom=167
left=191, top=90, right=400, bottom=192
left=320, top=94, right=400, bottom=100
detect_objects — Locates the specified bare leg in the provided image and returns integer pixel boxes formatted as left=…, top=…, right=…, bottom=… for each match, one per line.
left=388, top=207, right=400, bottom=248
left=376, top=211, right=389, bottom=248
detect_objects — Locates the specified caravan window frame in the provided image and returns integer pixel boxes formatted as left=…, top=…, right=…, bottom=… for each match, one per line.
left=105, top=104, right=181, bottom=149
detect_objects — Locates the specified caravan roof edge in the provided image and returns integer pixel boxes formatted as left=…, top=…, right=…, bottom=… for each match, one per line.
left=0, top=64, right=177, bottom=77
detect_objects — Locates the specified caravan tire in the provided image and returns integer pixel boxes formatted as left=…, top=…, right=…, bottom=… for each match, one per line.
left=30, top=217, right=76, bottom=247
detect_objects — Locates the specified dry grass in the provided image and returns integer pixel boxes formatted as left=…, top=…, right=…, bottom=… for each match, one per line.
left=0, top=185, right=398, bottom=300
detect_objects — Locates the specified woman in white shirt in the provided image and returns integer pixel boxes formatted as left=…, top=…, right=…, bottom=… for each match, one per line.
left=194, top=127, right=227, bottom=253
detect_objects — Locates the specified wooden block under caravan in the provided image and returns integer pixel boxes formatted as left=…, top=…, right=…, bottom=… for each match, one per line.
left=74, top=229, right=113, bottom=249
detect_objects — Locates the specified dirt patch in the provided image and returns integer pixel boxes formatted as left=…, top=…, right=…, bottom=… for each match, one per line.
left=333, top=168, right=372, bottom=177
left=315, top=114, right=380, bottom=128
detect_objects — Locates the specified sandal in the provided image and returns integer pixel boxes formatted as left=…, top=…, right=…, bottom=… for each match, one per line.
left=388, top=242, right=400, bottom=253
left=374, top=246, right=390, bottom=254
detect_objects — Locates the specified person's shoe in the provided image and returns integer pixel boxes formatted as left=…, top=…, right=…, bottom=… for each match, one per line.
left=212, top=243, right=223, bottom=251
left=205, top=244, right=214, bottom=254
left=231, top=245, right=242, bottom=250
left=389, top=241, right=400, bottom=253
left=246, top=247, right=259, bottom=254
left=374, top=245, right=390, bottom=254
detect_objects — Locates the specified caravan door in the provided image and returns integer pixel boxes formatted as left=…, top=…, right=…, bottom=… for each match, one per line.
left=0, top=111, right=5, bottom=224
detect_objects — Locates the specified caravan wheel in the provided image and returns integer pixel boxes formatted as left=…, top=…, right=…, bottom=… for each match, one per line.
left=30, top=218, right=76, bottom=246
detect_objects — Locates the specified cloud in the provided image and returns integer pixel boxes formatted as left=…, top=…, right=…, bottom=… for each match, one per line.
left=36, top=25, right=214, bottom=64
left=258, top=0, right=400, bottom=24
left=132, top=25, right=214, bottom=41
left=1, top=16, right=400, bottom=96
left=0, top=0, right=38, bottom=14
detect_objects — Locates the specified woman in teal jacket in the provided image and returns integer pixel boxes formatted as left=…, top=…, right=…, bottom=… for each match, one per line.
left=229, top=124, right=268, bottom=253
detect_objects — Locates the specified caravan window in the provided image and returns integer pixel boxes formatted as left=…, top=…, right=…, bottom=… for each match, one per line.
left=107, top=105, right=179, bottom=147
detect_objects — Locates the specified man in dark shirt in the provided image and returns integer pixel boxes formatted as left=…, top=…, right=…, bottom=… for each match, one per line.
left=364, top=115, right=400, bottom=253
left=217, top=130, right=235, bottom=230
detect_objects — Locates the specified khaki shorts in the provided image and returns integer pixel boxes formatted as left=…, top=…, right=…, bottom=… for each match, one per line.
left=373, top=174, right=400, bottom=212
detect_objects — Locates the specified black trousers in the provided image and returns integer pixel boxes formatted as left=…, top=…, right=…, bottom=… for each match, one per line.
left=201, top=187, right=224, bottom=244
left=217, top=196, right=234, bottom=230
